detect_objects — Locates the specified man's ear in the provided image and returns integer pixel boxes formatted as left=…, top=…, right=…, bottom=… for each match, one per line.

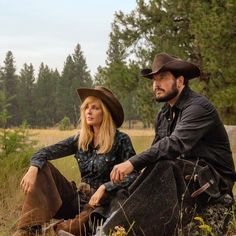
left=177, top=76, right=185, bottom=87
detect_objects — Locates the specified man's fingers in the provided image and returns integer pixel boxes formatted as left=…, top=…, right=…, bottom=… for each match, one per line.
left=118, top=171, right=125, bottom=182
left=110, top=167, right=116, bottom=179
left=110, top=168, right=116, bottom=182
left=111, top=167, right=119, bottom=183
left=111, top=165, right=125, bottom=183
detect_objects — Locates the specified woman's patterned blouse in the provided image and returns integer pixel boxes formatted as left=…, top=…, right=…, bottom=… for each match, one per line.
left=30, top=130, right=139, bottom=192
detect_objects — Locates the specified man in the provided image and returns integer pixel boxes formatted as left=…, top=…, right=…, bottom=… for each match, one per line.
left=102, top=53, right=236, bottom=236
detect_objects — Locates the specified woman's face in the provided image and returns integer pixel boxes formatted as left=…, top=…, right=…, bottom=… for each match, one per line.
left=85, top=100, right=103, bottom=128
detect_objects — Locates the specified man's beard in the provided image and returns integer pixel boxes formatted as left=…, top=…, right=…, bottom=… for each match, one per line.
left=155, top=83, right=179, bottom=102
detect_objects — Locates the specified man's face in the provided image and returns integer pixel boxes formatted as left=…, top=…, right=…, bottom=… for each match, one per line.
left=152, top=71, right=179, bottom=103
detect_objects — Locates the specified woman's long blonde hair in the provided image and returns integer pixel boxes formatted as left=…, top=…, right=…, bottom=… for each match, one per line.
left=78, top=96, right=116, bottom=154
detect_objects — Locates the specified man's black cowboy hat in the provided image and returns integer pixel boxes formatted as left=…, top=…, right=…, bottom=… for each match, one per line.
left=77, top=86, right=124, bottom=128
left=140, top=53, right=200, bottom=80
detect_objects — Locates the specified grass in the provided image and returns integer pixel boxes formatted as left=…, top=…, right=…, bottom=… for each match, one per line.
left=0, top=127, right=236, bottom=235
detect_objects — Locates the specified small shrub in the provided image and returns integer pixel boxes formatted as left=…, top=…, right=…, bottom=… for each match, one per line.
left=59, top=116, right=72, bottom=130
left=0, top=122, right=37, bottom=158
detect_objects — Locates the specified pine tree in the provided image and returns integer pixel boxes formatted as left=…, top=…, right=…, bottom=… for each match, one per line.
left=34, top=63, right=59, bottom=127
left=18, top=63, right=36, bottom=126
left=1, top=51, right=19, bottom=126
left=57, top=44, right=92, bottom=127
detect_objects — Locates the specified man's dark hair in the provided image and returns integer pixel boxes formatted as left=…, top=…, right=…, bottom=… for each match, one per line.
left=171, top=70, right=189, bottom=86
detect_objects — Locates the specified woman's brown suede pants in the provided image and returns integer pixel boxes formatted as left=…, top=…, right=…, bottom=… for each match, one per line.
left=17, top=162, right=78, bottom=229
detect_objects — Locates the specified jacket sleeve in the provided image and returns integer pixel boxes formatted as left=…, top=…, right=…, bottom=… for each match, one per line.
left=103, top=134, right=139, bottom=192
left=129, top=103, right=217, bottom=171
left=30, top=136, right=78, bottom=169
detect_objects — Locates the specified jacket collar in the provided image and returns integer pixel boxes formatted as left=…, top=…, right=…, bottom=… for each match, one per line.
left=161, top=86, right=191, bottom=115
left=174, top=86, right=191, bottom=110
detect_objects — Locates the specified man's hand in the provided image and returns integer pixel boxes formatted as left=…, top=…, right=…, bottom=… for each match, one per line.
left=89, top=184, right=105, bottom=207
left=110, top=160, right=134, bottom=183
left=20, top=166, right=38, bottom=195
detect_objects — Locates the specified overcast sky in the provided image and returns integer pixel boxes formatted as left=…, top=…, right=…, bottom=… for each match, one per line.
left=0, top=0, right=136, bottom=76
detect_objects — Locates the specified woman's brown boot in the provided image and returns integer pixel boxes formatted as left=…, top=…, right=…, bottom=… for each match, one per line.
left=54, top=205, right=94, bottom=236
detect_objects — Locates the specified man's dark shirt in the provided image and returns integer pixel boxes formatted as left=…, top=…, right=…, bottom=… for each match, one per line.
left=130, top=87, right=236, bottom=183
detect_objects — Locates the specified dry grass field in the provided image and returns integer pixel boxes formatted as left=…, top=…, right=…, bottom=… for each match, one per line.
left=28, top=128, right=154, bottom=146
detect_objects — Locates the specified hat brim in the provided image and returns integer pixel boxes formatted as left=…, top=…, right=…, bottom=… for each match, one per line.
left=77, top=88, right=124, bottom=128
left=141, top=60, right=200, bottom=80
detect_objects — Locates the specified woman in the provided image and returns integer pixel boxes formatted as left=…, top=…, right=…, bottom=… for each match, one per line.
left=14, top=86, right=138, bottom=236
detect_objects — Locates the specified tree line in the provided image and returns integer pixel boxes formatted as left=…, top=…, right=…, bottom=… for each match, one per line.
left=0, top=44, right=92, bottom=128
left=0, top=0, right=235, bottom=128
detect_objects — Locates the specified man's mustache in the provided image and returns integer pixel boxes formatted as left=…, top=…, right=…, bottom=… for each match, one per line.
left=154, top=87, right=165, bottom=92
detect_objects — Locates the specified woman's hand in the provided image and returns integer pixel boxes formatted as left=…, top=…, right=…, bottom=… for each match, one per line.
left=89, top=184, right=106, bottom=207
left=20, top=166, right=39, bottom=195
